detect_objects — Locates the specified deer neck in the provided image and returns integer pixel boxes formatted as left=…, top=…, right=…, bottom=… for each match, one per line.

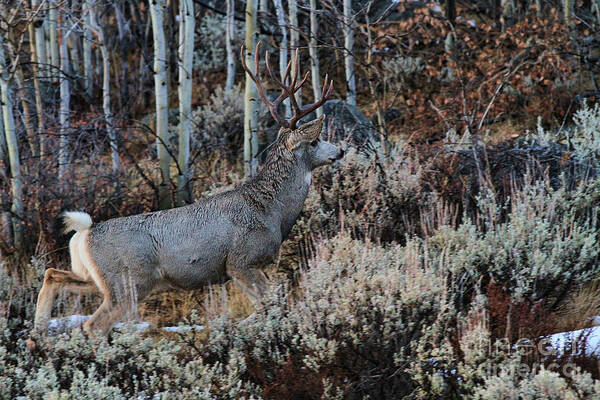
left=241, top=148, right=312, bottom=240
left=271, top=163, right=311, bottom=240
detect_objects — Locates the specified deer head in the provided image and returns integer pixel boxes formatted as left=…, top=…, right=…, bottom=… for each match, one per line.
left=241, top=42, right=342, bottom=168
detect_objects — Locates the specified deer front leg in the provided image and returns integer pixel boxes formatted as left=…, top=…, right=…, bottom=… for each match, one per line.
left=227, top=266, right=270, bottom=308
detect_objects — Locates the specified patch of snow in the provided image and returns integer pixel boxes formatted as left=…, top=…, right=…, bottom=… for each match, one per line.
left=546, top=326, right=600, bottom=356
left=48, top=315, right=90, bottom=334
left=467, top=19, right=476, bottom=27
left=47, top=315, right=203, bottom=335
left=114, top=321, right=151, bottom=332
left=162, top=325, right=204, bottom=333
left=430, top=4, right=442, bottom=13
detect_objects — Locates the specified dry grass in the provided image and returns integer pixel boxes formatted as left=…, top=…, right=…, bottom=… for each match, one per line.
left=555, top=281, right=600, bottom=332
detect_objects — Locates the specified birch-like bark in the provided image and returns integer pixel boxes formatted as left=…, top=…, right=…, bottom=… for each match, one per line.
left=225, top=0, right=236, bottom=92
left=89, top=1, right=120, bottom=173
left=0, top=36, right=24, bottom=250
left=0, top=90, right=5, bottom=159
left=67, top=13, right=81, bottom=78
left=28, top=10, right=45, bottom=156
left=273, top=0, right=290, bottom=117
left=260, top=0, right=268, bottom=13
left=177, top=0, right=195, bottom=205
left=149, top=0, right=171, bottom=209
left=83, top=0, right=93, bottom=97
left=289, top=0, right=301, bottom=107
left=309, top=0, right=322, bottom=118
left=0, top=109, right=9, bottom=248
left=31, top=0, right=47, bottom=81
left=343, top=0, right=356, bottom=106
left=244, top=0, right=259, bottom=177
left=58, top=14, right=71, bottom=182
left=564, top=0, right=573, bottom=25
left=14, top=68, right=36, bottom=156
left=48, top=0, right=59, bottom=82
left=365, top=4, right=387, bottom=157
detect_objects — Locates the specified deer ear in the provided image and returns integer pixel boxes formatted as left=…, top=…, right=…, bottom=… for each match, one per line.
left=284, top=115, right=325, bottom=150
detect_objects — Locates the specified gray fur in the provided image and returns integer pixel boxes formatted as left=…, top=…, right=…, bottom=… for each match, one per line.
left=87, top=117, right=342, bottom=306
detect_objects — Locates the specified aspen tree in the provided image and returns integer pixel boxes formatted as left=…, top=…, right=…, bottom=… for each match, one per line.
left=289, top=0, right=300, bottom=107
left=89, top=0, right=120, bottom=173
left=564, top=0, right=573, bottom=25
left=27, top=10, right=45, bottom=156
left=243, top=0, right=259, bottom=177
left=0, top=35, right=23, bottom=249
left=225, top=0, right=236, bottom=92
left=273, top=0, right=290, bottom=117
left=177, top=0, right=194, bottom=205
left=48, top=0, right=59, bottom=82
left=149, top=0, right=171, bottom=208
left=66, top=1, right=81, bottom=78
left=289, top=0, right=302, bottom=106
left=83, top=0, right=93, bottom=97
left=309, top=0, right=322, bottom=118
left=58, top=12, right=71, bottom=182
left=31, top=0, right=47, bottom=81
left=343, top=0, right=356, bottom=106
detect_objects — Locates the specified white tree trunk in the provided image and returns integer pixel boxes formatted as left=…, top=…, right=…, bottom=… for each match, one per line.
left=309, top=0, right=322, bottom=118
left=149, top=0, right=171, bottom=209
left=564, top=0, right=573, bottom=25
left=289, top=0, right=301, bottom=107
left=31, top=0, right=47, bottom=81
left=259, top=0, right=268, bottom=13
left=58, top=16, right=71, bottom=182
left=89, top=2, right=120, bottom=174
left=14, top=68, right=36, bottom=156
left=28, top=12, right=45, bottom=156
left=177, top=0, right=195, bottom=205
left=225, top=0, right=236, bottom=92
left=67, top=13, right=81, bottom=79
left=0, top=35, right=24, bottom=249
left=244, top=0, right=259, bottom=177
left=48, top=0, right=59, bottom=82
left=83, top=0, right=93, bottom=97
left=0, top=109, right=9, bottom=248
left=343, top=0, right=356, bottom=106
left=273, top=0, right=290, bottom=117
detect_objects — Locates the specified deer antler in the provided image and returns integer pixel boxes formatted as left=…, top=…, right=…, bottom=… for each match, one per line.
left=240, top=41, right=334, bottom=130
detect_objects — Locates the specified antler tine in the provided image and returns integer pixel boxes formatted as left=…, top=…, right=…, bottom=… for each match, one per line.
left=241, top=42, right=290, bottom=128
left=288, top=74, right=334, bottom=129
left=322, top=74, right=334, bottom=99
left=294, top=71, right=310, bottom=91
left=266, top=51, right=292, bottom=95
left=241, top=43, right=332, bottom=130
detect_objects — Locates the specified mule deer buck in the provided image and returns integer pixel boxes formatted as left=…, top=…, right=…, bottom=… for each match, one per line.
left=34, top=43, right=342, bottom=336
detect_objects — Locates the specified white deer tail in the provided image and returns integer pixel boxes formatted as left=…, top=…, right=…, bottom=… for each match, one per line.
left=62, top=211, right=93, bottom=234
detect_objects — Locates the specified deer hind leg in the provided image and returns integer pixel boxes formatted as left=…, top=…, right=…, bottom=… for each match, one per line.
left=82, top=299, right=129, bottom=338
left=82, top=272, right=142, bottom=337
left=34, top=268, right=97, bottom=332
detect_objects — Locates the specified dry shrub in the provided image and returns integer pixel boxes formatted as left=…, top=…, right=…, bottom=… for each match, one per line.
left=555, top=282, right=600, bottom=333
